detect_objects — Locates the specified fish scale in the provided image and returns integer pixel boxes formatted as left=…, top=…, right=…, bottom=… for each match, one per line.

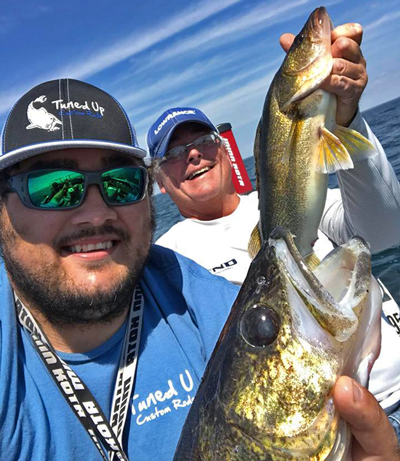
left=174, top=227, right=380, bottom=460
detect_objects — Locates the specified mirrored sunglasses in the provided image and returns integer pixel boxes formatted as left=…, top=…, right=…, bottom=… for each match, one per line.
left=159, top=133, right=221, bottom=166
left=8, top=166, right=148, bottom=210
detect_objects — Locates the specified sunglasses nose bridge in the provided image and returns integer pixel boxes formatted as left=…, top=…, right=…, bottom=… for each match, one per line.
left=185, top=141, right=195, bottom=152
left=84, top=172, right=103, bottom=187
left=83, top=172, right=108, bottom=202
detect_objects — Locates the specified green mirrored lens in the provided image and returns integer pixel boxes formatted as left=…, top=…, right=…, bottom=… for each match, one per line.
left=28, top=170, right=85, bottom=208
left=101, top=168, right=143, bottom=204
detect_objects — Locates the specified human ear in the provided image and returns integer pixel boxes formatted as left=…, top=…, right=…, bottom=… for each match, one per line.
left=154, top=173, right=167, bottom=194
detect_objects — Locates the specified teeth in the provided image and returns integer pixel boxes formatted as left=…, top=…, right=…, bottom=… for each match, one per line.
left=188, top=167, right=210, bottom=180
left=69, top=241, right=113, bottom=253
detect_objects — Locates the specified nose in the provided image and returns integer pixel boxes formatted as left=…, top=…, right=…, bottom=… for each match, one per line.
left=70, top=184, right=118, bottom=227
left=186, top=146, right=203, bottom=164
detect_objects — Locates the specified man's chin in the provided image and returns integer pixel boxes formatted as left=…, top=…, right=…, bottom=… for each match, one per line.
left=3, top=248, right=146, bottom=327
left=15, top=270, right=137, bottom=327
left=68, top=267, right=129, bottom=288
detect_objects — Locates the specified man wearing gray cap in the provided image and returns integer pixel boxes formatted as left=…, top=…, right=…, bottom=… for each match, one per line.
left=0, top=78, right=397, bottom=461
left=0, top=78, right=240, bottom=460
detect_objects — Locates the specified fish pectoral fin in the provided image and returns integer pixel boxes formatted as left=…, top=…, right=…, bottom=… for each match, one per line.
left=316, top=126, right=354, bottom=174
left=334, top=125, right=377, bottom=159
left=248, top=224, right=262, bottom=259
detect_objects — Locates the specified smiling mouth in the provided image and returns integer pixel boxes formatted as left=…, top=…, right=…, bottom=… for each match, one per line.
left=64, top=240, right=116, bottom=254
left=187, top=166, right=212, bottom=181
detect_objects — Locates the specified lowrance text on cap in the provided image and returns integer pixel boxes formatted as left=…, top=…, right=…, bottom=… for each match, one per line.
left=146, top=106, right=217, bottom=159
left=153, top=109, right=196, bottom=136
left=0, top=78, right=146, bottom=169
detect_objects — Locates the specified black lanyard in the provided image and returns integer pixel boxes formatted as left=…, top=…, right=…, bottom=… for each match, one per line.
left=15, top=286, right=144, bottom=461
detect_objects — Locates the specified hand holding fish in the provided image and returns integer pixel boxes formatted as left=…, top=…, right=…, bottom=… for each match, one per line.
left=280, top=23, right=367, bottom=127
left=334, top=376, right=400, bottom=460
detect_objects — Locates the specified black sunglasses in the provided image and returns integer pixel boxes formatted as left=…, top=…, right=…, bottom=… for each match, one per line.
left=158, top=133, right=222, bottom=166
left=8, top=166, right=148, bottom=210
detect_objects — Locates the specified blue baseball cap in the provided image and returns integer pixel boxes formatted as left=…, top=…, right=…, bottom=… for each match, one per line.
left=146, top=107, right=217, bottom=159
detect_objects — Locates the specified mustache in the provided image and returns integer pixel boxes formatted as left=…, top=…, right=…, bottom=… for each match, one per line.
left=54, top=224, right=130, bottom=248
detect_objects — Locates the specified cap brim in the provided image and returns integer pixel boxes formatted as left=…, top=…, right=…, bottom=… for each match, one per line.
left=0, top=139, right=147, bottom=169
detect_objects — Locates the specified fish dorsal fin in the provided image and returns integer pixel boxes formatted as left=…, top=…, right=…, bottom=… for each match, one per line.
left=248, top=121, right=262, bottom=260
left=248, top=223, right=262, bottom=260
left=253, top=120, right=262, bottom=192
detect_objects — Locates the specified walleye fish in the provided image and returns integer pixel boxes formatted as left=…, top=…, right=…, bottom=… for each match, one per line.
left=173, top=227, right=382, bottom=460
left=249, top=7, right=375, bottom=266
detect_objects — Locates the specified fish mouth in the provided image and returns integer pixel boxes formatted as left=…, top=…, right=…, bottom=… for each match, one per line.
left=186, top=166, right=213, bottom=180
left=310, top=7, right=332, bottom=42
left=269, top=227, right=371, bottom=344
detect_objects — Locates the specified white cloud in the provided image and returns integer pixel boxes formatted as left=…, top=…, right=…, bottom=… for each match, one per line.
left=37, top=0, right=243, bottom=80
left=0, top=0, right=241, bottom=117
left=138, top=0, right=319, bottom=71
left=134, top=69, right=275, bottom=149
left=364, top=9, right=400, bottom=34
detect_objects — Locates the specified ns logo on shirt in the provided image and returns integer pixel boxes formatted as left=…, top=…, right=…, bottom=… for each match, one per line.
left=209, top=259, right=238, bottom=274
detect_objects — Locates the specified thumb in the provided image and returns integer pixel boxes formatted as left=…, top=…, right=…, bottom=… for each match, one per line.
left=333, top=376, right=400, bottom=460
left=279, top=33, right=294, bottom=53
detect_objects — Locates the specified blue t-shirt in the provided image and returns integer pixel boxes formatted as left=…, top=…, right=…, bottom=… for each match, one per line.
left=0, top=244, right=239, bottom=460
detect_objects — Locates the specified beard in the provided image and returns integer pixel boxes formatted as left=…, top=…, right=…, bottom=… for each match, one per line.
left=0, top=199, right=156, bottom=327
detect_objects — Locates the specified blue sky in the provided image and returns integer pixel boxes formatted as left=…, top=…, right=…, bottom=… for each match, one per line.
left=1, top=0, right=399, bottom=161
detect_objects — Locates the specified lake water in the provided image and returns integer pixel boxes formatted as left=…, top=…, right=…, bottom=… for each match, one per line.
left=153, top=97, right=400, bottom=304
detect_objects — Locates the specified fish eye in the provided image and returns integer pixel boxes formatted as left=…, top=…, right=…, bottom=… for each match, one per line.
left=240, top=304, right=280, bottom=348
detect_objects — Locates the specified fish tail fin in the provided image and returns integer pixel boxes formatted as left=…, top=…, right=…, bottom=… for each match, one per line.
left=316, top=126, right=354, bottom=173
left=305, top=251, right=320, bottom=271
left=334, top=125, right=377, bottom=160
left=248, top=223, right=262, bottom=259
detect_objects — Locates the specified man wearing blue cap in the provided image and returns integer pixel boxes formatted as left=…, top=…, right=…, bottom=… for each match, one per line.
left=148, top=31, right=400, bottom=282
left=148, top=25, right=400, bottom=444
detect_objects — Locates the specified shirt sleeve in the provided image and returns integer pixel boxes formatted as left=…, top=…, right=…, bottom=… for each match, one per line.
left=319, top=111, right=400, bottom=253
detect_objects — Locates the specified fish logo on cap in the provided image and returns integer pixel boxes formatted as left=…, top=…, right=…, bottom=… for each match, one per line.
left=26, top=95, right=62, bottom=132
